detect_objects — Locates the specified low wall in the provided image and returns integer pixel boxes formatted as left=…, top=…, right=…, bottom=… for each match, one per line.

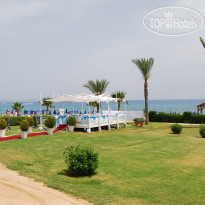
left=102, top=111, right=144, bottom=122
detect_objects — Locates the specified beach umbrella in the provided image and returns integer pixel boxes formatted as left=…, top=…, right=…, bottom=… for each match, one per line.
left=6, top=109, right=8, bottom=114
left=11, top=110, right=13, bottom=114
left=49, top=111, right=51, bottom=115
left=53, top=110, right=56, bottom=114
left=84, top=110, right=86, bottom=114
left=42, top=110, right=44, bottom=115
left=65, top=108, right=68, bottom=113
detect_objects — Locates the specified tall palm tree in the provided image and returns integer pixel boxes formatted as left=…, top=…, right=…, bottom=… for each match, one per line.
left=131, top=58, right=154, bottom=124
left=83, top=79, right=110, bottom=113
left=200, top=37, right=205, bottom=48
left=41, top=97, right=55, bottom=115
left=11, top=102, right=24, bottom=112
left=111, top=91, right=129, bottom=111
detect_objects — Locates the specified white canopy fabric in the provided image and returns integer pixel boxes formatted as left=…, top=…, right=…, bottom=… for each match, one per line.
left=46, top=93, right=118, bottom=103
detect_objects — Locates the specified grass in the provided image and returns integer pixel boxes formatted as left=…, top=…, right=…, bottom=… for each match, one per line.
left=5, top=126, right=44, bottom=136
left=0, top=122, right=205, bottom=205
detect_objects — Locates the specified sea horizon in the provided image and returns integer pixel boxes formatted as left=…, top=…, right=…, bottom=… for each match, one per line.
left=0, top=99, right=203, bottom=115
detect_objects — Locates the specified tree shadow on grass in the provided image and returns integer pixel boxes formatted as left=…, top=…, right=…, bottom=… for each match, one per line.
left=57, top=169, right=94, bottom=178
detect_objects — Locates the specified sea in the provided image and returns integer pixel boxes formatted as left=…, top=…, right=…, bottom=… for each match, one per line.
left=0, top=99, right=203, bottom=115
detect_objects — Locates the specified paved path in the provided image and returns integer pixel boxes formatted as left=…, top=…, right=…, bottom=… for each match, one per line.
left=0, top=163, right=91, bottom=205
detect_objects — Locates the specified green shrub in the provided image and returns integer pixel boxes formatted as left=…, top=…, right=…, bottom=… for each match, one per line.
left=63, top=145, right=99, bottom=176
left=67, top=116, right=77, bottom=126
left=183, top=112, right=192, bottom=123
left=20, top=120, right=29, bottom=131
left=0, top=119, right=7, bottom=130
left=26, top=117, right=34, bottom=127
left=190, top=115, right=205, bottom=124
left=138, top=118, right=145, bottom=123
left=157, top=112, right=168, bottom=122
left=0, top=116, right=26, bottom=126
left=199, top=124, right=205, bottom=138
left=149, top=111, right=157, bottom=122
left=44, top=116, right=56, bottom=128
left=171, top=123, right=182, bottom=134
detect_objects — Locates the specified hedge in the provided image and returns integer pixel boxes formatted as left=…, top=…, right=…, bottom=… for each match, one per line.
left=149, top=111, right=205, bottom=124
left=0, top=116, right=41, bottom=126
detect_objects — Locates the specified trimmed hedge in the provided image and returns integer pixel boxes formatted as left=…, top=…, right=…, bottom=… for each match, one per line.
left=0, top=116, right=26, bottom=126
left=149, top=111, right=205, bottom=124
left=0, top=116, right=41, bottom=126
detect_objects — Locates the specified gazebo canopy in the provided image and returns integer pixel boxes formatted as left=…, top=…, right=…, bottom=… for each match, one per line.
left=197, top=102, right=205, bottom=114
left=45, top=93, right=118, bottom=103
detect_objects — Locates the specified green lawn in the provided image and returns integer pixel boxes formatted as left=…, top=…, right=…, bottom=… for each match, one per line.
left=5, top=126, right=44, bottom=136
left=0, top=123, right=205, bottom=205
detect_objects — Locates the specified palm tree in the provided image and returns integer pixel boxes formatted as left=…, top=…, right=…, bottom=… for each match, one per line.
left=200, top=37, right=205, bottom=48
left=11, top=102, right=24, bottom=113
left=111, top=91, right=129, bottom=111
left=83, top=79, right=110, bottom=113
left=41, top=97, right=55, bottom=115
left=131, top=58, right=154, bottom=124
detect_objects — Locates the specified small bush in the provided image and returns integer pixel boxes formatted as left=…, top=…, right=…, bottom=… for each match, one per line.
left=67, top=116, right=77, bottom=126
left=63, top=145, right=99, bottom=176
left=199, top=124, right=205, bottom=138
left=0, top=119, right=7, bottom=130
left=44, top=116, right=56, bottom=128
left=20, top=120, right=29, bottom=131
left=171, top=123, right=182, bottom=134
left=26, top=117, right=34, bottom=127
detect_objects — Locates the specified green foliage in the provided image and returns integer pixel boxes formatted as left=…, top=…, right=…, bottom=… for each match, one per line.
left=171, top=123, right=182, bottom=134
left=26, top=117, right=34, bottom=127
left=190, top=115, right=205, bottom=124
left=199, top=124, right=205, bottom=138
left=200, top=37, right=205, bottom=48
left=111, top=91, right=129, bottom=104
left=41, top=97, right=55, bottom=115
left=183, top=112, right=192, bottom=123
left=134, top=118, right=144, bottom=123
left=63, top=145, right=99, bottom=176
left=83, top=79, right=110, bottom=95
left=0, top=119, right=7, bottom=130
left=131, top=58, right=154, bottom=80
left=149, top=111, right=205, bottom=124
left=11, top=102, right=24, bottom=112
left=44, top=116, right=56, bottom=128
left=149, top=111, right=157, bottom=121
left=67, top=116, right=77, bottom=126
left=20, top=120, right=29, bottom=131
left=0, top=116, right=26, bottom=126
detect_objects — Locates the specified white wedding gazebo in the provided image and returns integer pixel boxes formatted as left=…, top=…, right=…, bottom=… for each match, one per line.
left=46, top=93, right=127, bottom=132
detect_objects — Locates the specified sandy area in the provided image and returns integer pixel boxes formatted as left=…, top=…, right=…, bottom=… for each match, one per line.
left=0, top=163, right=91, bottom=205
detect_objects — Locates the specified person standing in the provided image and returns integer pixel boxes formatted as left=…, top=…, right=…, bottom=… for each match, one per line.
left=33, top=112, right=38, bottom=128
left=6, top=110, right=11, bottom=130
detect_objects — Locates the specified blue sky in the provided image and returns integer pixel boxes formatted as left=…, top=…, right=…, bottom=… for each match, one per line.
left=0, top=0, right=204, bottom=101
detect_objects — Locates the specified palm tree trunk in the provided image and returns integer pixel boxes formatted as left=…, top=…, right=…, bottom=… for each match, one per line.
left=97, top=103, right=100, bottom=113
left=144, top=79, right=149, bottom=124
left=46, top=106, right=49, bottom=115
left=118, top=102, right=121, bottom=111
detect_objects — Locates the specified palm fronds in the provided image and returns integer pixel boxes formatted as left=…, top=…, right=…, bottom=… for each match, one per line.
left=200, top=37, right=205, bottom=48
left=83, top=79, right=110, bottom=95
left=131, top=58, right=154, bottom=80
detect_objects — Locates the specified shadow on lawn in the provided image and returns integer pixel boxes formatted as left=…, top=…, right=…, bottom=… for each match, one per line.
left=57, top=169, right=93, bottom=178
